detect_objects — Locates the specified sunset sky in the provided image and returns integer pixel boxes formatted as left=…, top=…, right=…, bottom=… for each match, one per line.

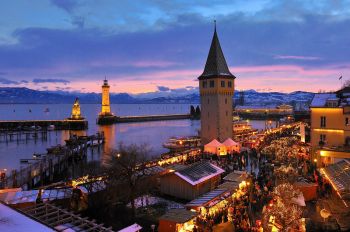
left=0, top=0, right=350, bottom=94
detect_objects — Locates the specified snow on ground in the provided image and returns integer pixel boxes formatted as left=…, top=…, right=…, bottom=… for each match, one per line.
left=127, top=194, right=184, bottom=209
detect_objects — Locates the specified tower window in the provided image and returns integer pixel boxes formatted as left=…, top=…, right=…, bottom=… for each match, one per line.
left=320, top=116, right=326, bottom=128
left=228, top=81, right=232, bottom=88
left=202, top=81, right=207, bottom=88
left=226, top=111, right=228, bottom=116
left=208, top=112, right=209, bottom=118
left=221, top=81, right=225, bottom=87
left=209, top=80, right=215, bottom=88
left=346, top=117, right=349, bottom=126
left=225, top=98, right=227, bottom=104
left=207, top=99, right=210, bottom=104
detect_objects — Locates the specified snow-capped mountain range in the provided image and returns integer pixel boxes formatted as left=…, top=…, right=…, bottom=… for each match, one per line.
left=0, top=87, right=314, bottom=106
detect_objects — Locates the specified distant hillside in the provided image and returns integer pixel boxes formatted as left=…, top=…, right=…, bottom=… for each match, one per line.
left=0, top=87, right=314, bottom=106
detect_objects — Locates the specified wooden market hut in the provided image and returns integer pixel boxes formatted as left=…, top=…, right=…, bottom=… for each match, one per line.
left=160, top=161, right=224, bottom=200
left=158, top=208, right=197, bottom=232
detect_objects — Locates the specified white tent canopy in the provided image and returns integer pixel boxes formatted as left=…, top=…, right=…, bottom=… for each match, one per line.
left=222, top=138, right=241, bottom=153
left=204, top=139, right=227, bottom=155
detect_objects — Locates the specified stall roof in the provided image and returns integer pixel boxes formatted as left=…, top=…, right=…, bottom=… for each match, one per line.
left=0, top=190, right=39, bottom=205
left=223, top=171, right=247, bottom=183
left=0, top=203, right=54, bottom=232
left=217, top=181, right=240, bottom=191
left=321, top=159, right=350, bottom=197
left=0, top=188, right=73, bottom=205
left=185, top=189, right=227, bottom=207
left=165, top=164, right=187, bottom=171
left=175, top=161, right=224, bottom=186
left=222, top=138, right=239, bottom=147
left=205, top=139, right=224, bottom=147
left=159, top=208, right=197, bottom=223
left=118, top=223, right=142, bottom=232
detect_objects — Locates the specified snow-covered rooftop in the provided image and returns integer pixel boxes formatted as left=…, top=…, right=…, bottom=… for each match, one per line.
left=0, top=203, right=54, bottom=232
left=310, top=93, right=337, bottom=107
left=118, top=223, right=142, bottom=232
left=175, top=161, right=224, bottom=186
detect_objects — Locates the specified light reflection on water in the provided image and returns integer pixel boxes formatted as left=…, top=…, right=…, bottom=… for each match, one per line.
left=0, top=104, right=274, bottom=172
left=0, top=104, right=200, bottom=172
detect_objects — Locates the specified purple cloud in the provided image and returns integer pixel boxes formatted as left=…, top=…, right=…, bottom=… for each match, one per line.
left=50, top=0, right=78, bottom=13
left=157, top=86, right=170, bottom=91
left=0, top=77, right=19, bottom=85
left=32, top=78, right=70, bottom=84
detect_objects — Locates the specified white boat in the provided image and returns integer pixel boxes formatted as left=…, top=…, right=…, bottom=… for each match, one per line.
left=47, top=125, right=55, bottom=131
left=163, top=136, right=201, bottom=150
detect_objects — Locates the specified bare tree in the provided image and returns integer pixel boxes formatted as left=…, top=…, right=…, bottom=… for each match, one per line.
left=342, top=79, right=350, bottom=88
left=104, top=143, right=153, bottom=218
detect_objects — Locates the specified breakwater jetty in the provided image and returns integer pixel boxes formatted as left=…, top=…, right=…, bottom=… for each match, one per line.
left=0, top=132, right=104, bottom=190
left=0, top=119, right=88, bottom=130
left=97, top=113, right=192, bottom=125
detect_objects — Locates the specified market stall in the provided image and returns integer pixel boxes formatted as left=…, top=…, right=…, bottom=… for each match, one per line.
left=222, top=138, right=241, bottom=153
left=204, top=139, right=227, bottom=156
left=294, top=181, right=318, bottom=201
left=158, top=208, right=197, bottom=232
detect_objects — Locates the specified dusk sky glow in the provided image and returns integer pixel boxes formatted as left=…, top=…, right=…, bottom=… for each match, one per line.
left=1, top=0, right=350, bottom=94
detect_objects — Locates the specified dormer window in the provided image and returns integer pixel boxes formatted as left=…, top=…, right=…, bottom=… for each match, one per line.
left=326, top=99, right=338, bottom=107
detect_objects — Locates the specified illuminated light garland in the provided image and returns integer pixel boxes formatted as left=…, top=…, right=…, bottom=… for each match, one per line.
left=312, top=129, right=344, bottom=133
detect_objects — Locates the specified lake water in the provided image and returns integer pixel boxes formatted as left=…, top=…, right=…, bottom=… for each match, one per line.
left=0, top=104, right=273, bottom=172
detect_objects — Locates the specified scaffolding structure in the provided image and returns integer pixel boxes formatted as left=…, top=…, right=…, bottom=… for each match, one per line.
left=19, top=202, right=114, bottom=232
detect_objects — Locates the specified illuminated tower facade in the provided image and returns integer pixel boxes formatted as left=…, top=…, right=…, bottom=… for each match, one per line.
left=198, top=24, right=236, bottom=144
left=100, top=78, right=112, bottom=115
left=71, top=98, right=83, bottom=119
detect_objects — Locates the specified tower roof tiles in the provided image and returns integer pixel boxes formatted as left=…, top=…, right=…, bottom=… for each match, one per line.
left=198, top=25, right=235, bottom=80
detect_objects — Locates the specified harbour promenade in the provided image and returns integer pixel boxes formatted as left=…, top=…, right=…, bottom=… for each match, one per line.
left=0, top=132, right=104, bottom=190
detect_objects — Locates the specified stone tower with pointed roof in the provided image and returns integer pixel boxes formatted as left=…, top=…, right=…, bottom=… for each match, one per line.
left=198, top=23, right=236, bottom=144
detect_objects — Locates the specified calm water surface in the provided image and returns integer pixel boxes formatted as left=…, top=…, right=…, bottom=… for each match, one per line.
left=0, top=104, right=272, bottom=172
left=0, top=104, right=200, bottom=172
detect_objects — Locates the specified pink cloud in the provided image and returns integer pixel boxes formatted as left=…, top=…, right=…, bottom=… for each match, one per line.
left=5, top=63, right=350, bottom=94
left=131, top=61, right=180, bottom=68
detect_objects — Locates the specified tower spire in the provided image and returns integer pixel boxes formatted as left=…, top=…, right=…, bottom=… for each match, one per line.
left=198, top=22, right=235, bottom=80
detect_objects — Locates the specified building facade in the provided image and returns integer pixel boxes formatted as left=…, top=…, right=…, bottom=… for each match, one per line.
left=100, top=78, right=112, bottom=116
left=310, top=90, right=350, bottom=167
left=198, top=25, right=236, bottom=144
